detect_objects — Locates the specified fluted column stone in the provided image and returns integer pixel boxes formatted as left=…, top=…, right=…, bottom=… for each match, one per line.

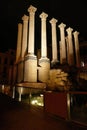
left=38, top=12, right=50, bottom=82
left=73, top=31, right=80, bottom=67
left=16, top=23, right=22, bottom=63
left=66, top=27, right=74, bottom=66
left=21, top=15, right=29, bottom=58
left=24, top=5, right=37, bottom=82
left=50, top=18, right=58, bottom=64
left=27, top=5, right=37, bottom=55
left=39, top=12, right=48, bottom=58
left=58, top=23, right=66, bottom=64
left=17, top=15, right=29, bottom=83
left=65, top=36, right=69, bottom=63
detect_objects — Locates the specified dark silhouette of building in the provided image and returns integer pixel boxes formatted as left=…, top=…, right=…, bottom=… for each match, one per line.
left=0, top=49, right=15, bottom=84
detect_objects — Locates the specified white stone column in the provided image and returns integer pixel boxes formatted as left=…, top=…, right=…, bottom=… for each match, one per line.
left=59, top=41, right=62, bottom=63
left=27, top=5, right=37, bottom=55
left=16, top=23, right=22, bottom=63
left=58, top=23, right=66, bottom=64
left=39, top=12, right=48, bottom=58
left=24, top=5, right=37, bottom=82
left=49, top=18, right=58, bottom=64
left=66, top=27, right=74, bottom=66
left=21, top=15, right=29, bottom=58
left=17, top=15, right=29, bottom=83
left=38, top=12, right=50, bottom=82
left=73, top=31, right=80, bottom=67
left=65, top=36, right=69, bottom=63
left=12, top=86, right=15, bottom=99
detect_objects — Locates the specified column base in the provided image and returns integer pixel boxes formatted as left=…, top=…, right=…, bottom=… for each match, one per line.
left=38, top=57, right=50, bottom=82
left=51, top=60, right=60, bottom=68
left=25, top=53, right=37, bottom=60
left=39, top=57, right=50, bottom=64
left=24, top=54, right=37, bottom=82
left=51, top=59, right=59, bottom=64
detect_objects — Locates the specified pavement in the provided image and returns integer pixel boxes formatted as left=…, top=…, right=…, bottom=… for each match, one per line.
left=0, top=93, right=87, bottom=130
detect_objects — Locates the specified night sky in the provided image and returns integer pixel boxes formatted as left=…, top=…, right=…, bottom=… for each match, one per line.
left=1, top=0, right=87, bottom=52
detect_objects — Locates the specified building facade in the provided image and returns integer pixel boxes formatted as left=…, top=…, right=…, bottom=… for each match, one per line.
left=0, top=49, right=15, bottom=84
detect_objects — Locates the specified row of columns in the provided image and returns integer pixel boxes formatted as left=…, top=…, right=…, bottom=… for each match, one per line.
left=15, top=5, right=50, bottom=83
left=16, top=5, right=80, bottom=67
left=14, top=5, right=80, bottom=84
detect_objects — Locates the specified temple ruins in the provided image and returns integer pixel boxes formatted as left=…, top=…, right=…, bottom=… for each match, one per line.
left=12, top=5, right=81, bottom=100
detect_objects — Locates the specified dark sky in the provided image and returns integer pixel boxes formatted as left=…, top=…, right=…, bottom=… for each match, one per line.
left=0, top=0, right=87, bottom=52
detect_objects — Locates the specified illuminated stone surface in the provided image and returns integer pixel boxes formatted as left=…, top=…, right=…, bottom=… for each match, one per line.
left=24, top=55, right=37, bottom=82
left=17, top=15, right=29, bottom=83
left=65, top=36, right=69, bottom=63
left=38, top=12, right=50, bottom=82
left=16, top=23, right=22, bottom=63
left=47, top=69, right=70, bottom=91
left=27, top=5, right=37, bottom=55
left=38, top=58, right=50, bottom=82
left=50, top=18, right=59, bottom=64
left=73, top=31, right=80, bottom=67
left=14, top=5, right=81, bottom=92
left=59, top=41, right=62, bottom=63
left=39, top=12, right=48, bottom=58
left=15, top=23, right=23, bottom=83
left=58, top=23, right=66, bottom=64
left=23, top=5, right=37, bottom=82
left=21, top=15, right=29, bottom=58
left=66, top=27, right=74, bottom=66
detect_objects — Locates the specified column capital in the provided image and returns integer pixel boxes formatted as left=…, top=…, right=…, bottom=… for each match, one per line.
left=28, top=5, right=37, bottom=13
left=39, top=12, right=48, bottom=19
left=49, top=18, right=58, bottom=24
left=18, top=23, right=22, bottom=27
left=66, top=27, right=73, bottom=34
left=73, top=31, right=79, bottom=36
left=58, top=22, right=66, bottom=29
left=22, top=14, right=29, bottom=21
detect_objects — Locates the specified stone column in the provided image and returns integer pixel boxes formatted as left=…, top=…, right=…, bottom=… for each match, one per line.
left=58, top=23, right=66, bottom=64
left=65, top=36, right=69, bottom=63
left=21, top=15, right=29, bottom=58
left=49, top=18, right=58, bottom=64
left=73, top=31, right=80, bottom=67
left=27, top=5, right=37, bottom=55
left=15, top=23, right=22, bottom=83
left=66, top=27, right=74, bottom=66
left=12, top=86, right=15, bottom=99
left=24, top=5, right=37, bottom=82
left=16, top=23, right=22, bottom=63
left=39, top=12, right=48, bottom=58
left=17, top=15, right=29, bottom=83
left=59, top=41, right=62, bottom=63
left=38, top=12, right=50, bottom=82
